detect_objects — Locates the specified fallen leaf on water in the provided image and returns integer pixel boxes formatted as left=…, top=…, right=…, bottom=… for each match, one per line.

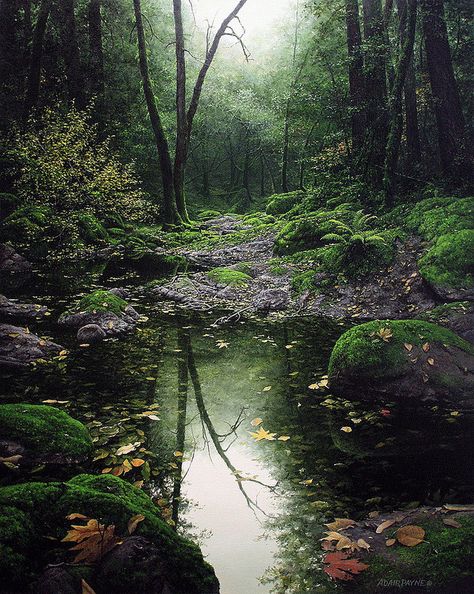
left=262, top=386, right=272, bottom=392
left=127, top=514, right=145, bottom=535
left=341, top=426, right=352, bottom=433
left=249, top=427, right=276, bottom=441
left=323, top=551, right=368, bottom=581
left=325, top=518, right=356, bottom=531
left=396, top=525, right=425, bottom=547
left=278, top=435, right=291, bottom=441
left=250, top=417, right=263, bottom=427
left=376, top=519, right=396, bottom=534
left=427, top=357, right=435, bottom=366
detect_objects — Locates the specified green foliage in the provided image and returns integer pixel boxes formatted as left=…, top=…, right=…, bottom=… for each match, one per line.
left=77, top=212, right=110, bottom=243
left=328, top=319, right=474, bottom=381
left=76, top=290, right=128, bottom=315
left=274, top=214, right=338, bottom=255
left=291, top=270, right=320, bottom=294
left=206, top=267, right=252, bottom=286
left=0, top=404, right=92, bottom=457
left=418, top=230, right=474, bottom=289
left=266, top=191, right=305, bottom=215
left=404, top=196, right=474, bottom=240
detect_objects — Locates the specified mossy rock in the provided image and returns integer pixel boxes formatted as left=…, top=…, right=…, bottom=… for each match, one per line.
left=328, top=320, right=474, bottom=406
left=1, top=204, right=53, bottom=243
left=75, top=290, right=128, bottom=316
left=0, top=474, right=218, bottom=594
left=418, top=230, right=474, bottom=300
left=0, top=404, right=92, bottom=460
left=274, top=215, right=334, bottom=255
left=266, top=191, right=305, bottom=216
left=206, top=267, right=252, bottom=287
left=77, top=212, right=109, bottom=243
left=405, top=196, right=474, bottom=241
left=129, top=251, right=188, bottom=275
left=331, top=508, right=474, bottom=592
left=420, top=302, right=474, bottom=344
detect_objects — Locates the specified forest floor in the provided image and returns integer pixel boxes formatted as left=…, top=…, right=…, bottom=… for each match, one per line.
left=148, top=215, right=437, bottom=322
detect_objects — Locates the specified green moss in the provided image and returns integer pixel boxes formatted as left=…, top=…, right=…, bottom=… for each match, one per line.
left=328, top=319, right=474, bottom=381
left=77, top=212, right=109, bottom=243
left=207, top=267, right=252, bottom=286
left=1, top=204, right=53, bottom=242
left=274, top=215, right=335, bottom=255
left=405, top=196, right=474, bottom=240
left=266, top=191, right=305, bottom=216
left=418, top=230, right=474, bottom=290
left=420, top=302, right=471, bottom=324
left=362, top=516, right=474, bottom=590
left=0, top=404, right=93, bottom=458
left=77, top=290, right=128, bottom=315
left=0, top=475, right=217, bottom=594
left=291, top=270, right=320, bottom=294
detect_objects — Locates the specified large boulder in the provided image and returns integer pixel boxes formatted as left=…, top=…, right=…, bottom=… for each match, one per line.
left=420, top=302, right=474, bottom=344
left=0, top=295, right=48, bottom=321
left=0, top=474, right=219, bottom=594
left=0, top=323, right=64, bottom=368
left=59, top=290, right=139, bottom=339
left=328, top=320, right=474, bottom=407
left=0, top=243, right=32, bottom=275
left=0, top=404, right=92, bottom=470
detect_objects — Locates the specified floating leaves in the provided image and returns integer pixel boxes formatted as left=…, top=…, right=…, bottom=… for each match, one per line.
left=309, top=377, right=329, bottom=391
left=249, top=427, right=276, bottom=441
left=340, top=426, right=353, bottom=433
left=250, top=417, right=263, bottom=427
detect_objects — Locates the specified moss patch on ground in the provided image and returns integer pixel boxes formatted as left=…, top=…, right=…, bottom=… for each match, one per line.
left=328, top=319, right=474, bottom=381
left=76, top=290, right=128, bottom=315
left=0, top=474, right=218, bottom=594
left=0, top=404, right=92, bottom=458
left=207, top=267, right=252, bottom=286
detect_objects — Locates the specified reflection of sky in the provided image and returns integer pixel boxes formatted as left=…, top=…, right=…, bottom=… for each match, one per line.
left=183, top=440, right=278, bottom=594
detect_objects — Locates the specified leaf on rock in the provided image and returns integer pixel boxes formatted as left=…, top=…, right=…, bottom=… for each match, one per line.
left=62, top=518, right=119, bottom=564
left=396, top=525, right=425, bottom=547
left=443, top=518, right=461, bottom=528
left=81, top=579, right=97, bottom=594
left=325, top=518, right=356, bottom=531
left=278, top=435, right=291, bottom=441
left=385, top=538, right=396, bottom=547
left=323, top=552, right=368, bottom=581
left=377, top=327, right=393, bottom=342
left=404, top=343, right=413, bottom=352
left=376, top=519, right=396, bottom=534
left=127, top=514, right=145, bottom=535
left=357, top=539, right=371, bottom=551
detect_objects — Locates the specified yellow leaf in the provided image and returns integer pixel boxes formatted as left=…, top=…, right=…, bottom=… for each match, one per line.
left=376, top=519, right=396, bottom=534
left=341, top=426, right=352, bottom=433
left=427, top=357, right=435, bottom=366
left=127, top=514, right=145, bottom=535
left=422, top=342, right=430, bottom=352
left=262, top=386, right=272, bottom=392
left=308, top=383, right=319, bottom=390
left=131, top=458, right=145, bottom=467
left=66, top=513, right=89, bottom=521
left=357, top=538, right=371, bottom=551
left=396, top=525, right=425, bottom=547
left=385, top=538, right=396, bottom=547
left=249, top=427, right=276, bottom=441
left=404, top=343, right=413, bottom=352
left=101, top=467, right=112, bottom=474
left=278, top=435, right=291, bottom=441
left=116, top=443, right=138, bottom=456
left=174, top=451, right=183, bottom=457
left=59, top=350, right=68, bottom=356
left=251, top=417, right=263, bottom=427
left=325, top=518, right=356, bottom=531
left=377, top=327, right=393, bottom=342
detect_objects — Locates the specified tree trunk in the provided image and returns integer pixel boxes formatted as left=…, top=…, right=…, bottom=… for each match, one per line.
left=22, top=0, right=52, bottom=120
left=57, top=0, right=85, bottom=108
left=404, top=49, right=422, bottom=166
left=420, top=0, right=470, bottom=179
left=242, top=146, right=252, bottom=209
left=384, top=0, right=417, bottom=203
left=0, top=0, right=21, bottom=124
left=133, top=0, right=180, bottom=227
left=362, top=0, right=388, bottom=181
left=345, top=0, right=366, bottom=154
left=88, top=0, right=105, bottom=102
left=281, top=98, right=291, bottom=193
left=172, top=0, right=190, bottom=223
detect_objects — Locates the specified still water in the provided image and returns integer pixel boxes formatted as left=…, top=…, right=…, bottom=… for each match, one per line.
left=2, top=270, right=474, bottom=593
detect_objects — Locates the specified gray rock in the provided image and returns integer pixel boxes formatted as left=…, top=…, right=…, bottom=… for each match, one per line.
left=253, top=289, right=289, bottom=312
left=0, top=323, right=63, bottom=369
left=77, top=324, right=107, bottom=344
left=0, top=294, right=48, bottom=321
left=35, top=567, right=80, bottom=594
left=59, top=306, right=139, bottom=337
left=0, top=243, right=32, bottom=275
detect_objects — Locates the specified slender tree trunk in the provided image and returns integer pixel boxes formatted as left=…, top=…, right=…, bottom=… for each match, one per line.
left=281, top=98, right=291, bottom=193
left=384, top=0, right=417, bottom=203
left=345, top=0, right=366, bottom=154
left=88, top=0, right=105, bottom=102
left=57, top=0, right=85, bottom=108
left=299, top=124, right=316, bottom=190
left=242, top=143, right=252, bottom=208
left=172, top=0, right=190, bottom=223
left=420, top=0, right=470, bottom=179
left=262, top=151, right=277, bottom=194
left=23, top=0, right=52, bottom=120
left=260, top=154, right=265, bottom=197
left=404, top=50, right=422, bottom=166
left=362, top=0, right=388, bottom=182
left=133, top=0, right=180, bottom=227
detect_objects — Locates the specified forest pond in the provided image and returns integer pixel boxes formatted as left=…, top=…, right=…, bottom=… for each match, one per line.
left=2, top=270, right=474, bottom=594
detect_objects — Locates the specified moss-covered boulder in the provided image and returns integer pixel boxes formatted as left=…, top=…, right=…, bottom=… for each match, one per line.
left=328, top=320, right=474, bottom=406
left=418, top=230, right=474, bottom=301
left=266, top=191, right=305, bottom=216
left=0, top=404, right=92, bottom=469
left=0, top=324, right=63, bottom=369
left=59, top=289, right=139, bottom=339
left=326, top=507, right=474, bottom=593
left=274, top=215, right=333, bottom=255
left=0, top=474, right=218, bottom=594
left=206, top=267, right=252, bottom=287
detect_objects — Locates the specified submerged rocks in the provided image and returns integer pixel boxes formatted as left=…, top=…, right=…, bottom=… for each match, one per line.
left=0, top=294, right=48, bottom=321
left=0, top=474, right=219, bottom=594
left=0, top=404, right=93, bottom=469
left=59, top=289, right=139, bottom=340
left=0, top=323, right=64, bottom=368
left=328, top=320, right=474, bottom=407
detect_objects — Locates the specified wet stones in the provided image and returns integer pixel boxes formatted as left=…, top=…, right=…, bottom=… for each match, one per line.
left=0, top=323, right=64, bottom=368
left=0, top=295, right=48, bottom=322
